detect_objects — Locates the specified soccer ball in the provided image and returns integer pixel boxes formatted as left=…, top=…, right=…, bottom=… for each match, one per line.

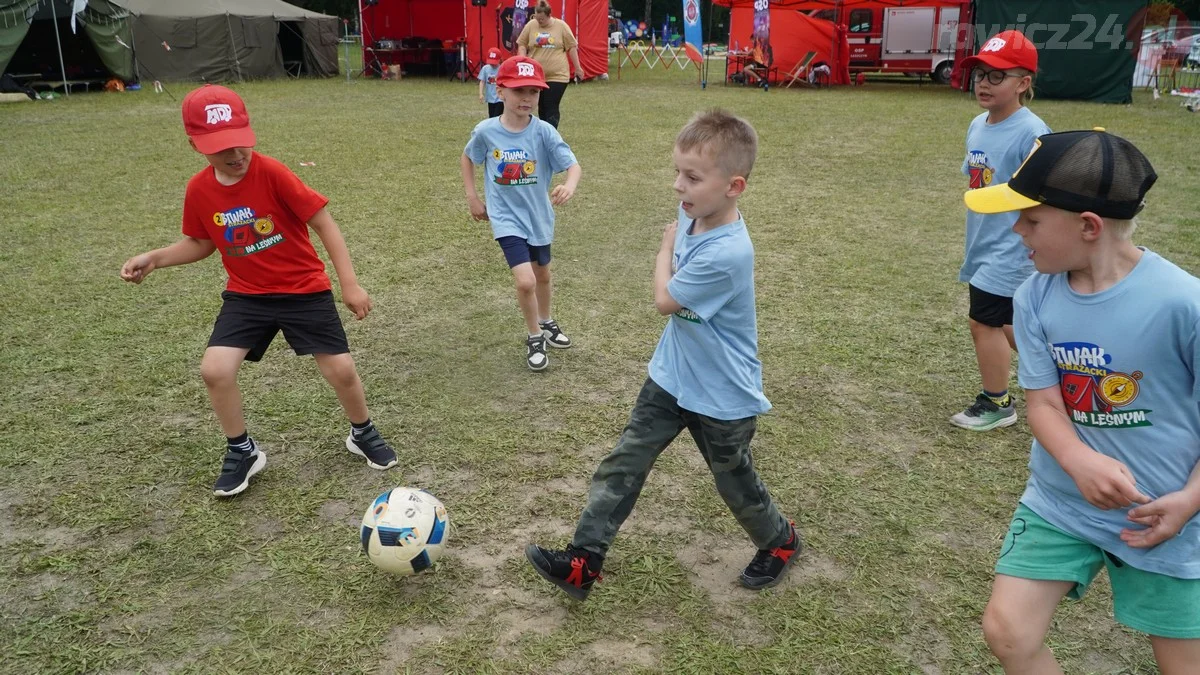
left=360, top=487, right=449, bottom=576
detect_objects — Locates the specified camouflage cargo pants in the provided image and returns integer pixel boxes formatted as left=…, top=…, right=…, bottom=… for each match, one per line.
left=572, top=378, right=791, bottom=557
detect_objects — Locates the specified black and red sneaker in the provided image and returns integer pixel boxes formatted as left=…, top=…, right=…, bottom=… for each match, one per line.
left=739, top=523, right=802, bottom=590
left=525, top=543, right=603, bottom=601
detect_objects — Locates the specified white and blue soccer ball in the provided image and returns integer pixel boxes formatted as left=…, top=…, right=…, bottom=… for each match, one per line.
left=360, top=487, right=449, bottom=576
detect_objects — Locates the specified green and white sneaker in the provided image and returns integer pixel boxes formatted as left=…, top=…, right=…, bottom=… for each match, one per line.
left=950, top=393, right=1017, bottom=431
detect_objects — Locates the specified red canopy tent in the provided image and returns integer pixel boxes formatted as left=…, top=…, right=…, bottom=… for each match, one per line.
left=714, top=0, right=972, bottom=86
left=359, top=0, right=609, bottom=79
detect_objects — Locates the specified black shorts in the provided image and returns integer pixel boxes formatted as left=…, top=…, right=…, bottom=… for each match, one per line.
left=968, top=284, right=1014, bottom=328
left=208, top=290, right=349, bottom=362
left=487, top=101, right=504, bottom=118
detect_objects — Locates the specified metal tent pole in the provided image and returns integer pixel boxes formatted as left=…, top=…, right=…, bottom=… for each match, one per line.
left=50, top=0, right=69, bottom=95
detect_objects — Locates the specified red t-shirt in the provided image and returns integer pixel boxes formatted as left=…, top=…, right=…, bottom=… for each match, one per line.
left=182, top=152, right=331, bottom=295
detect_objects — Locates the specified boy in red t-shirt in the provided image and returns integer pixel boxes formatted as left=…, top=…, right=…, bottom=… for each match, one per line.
left=120, top=84, right=398, bottom=497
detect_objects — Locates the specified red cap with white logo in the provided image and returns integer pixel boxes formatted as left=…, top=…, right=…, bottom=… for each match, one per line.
left=181, top=84, right=257, bottom=154
left=486, top=48, right=501, bottom=65
left=495, top=56, right=548, bottom=89
left=960, top=29, right=1039, bottom=75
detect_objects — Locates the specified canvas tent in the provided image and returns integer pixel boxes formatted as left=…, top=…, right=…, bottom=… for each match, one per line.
left=0, top=0, right=133, bottom=84
left=972, top=0, right=1148, bottom=103
left=359, top=0, right=608, bottom=79
left=115, top=0, right=340, bottom=82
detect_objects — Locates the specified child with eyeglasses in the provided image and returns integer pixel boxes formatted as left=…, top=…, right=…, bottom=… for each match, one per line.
left=949, top=30, right=1051, bottom=433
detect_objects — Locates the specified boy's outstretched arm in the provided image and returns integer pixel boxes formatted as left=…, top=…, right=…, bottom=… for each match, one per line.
left=1122, top=460, right=1200, bottom=548
left=1026, top=386, right=1149, bottom=511
left=461, top=154, right=487, bottom=221
left=308, top=207, right=371, bottom=320
left=550, top=163, right=581, bottom=205
left=653, top=220, right=682, bottom=315
left=120, top=236, right=216, bottom=284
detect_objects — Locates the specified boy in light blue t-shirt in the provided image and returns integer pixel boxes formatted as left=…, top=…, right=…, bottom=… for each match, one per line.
left=966, top=129, right=1200, bottom=671
left=952, top=30, right=1051, bottom=432
left=477, top=48, right=502, bottom=118
left=460, top=56, right=581, bottom=371
left=524, top=110, right=798, bottom=601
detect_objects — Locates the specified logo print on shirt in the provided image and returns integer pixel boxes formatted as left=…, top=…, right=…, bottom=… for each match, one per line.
left=212, top=206, right=284, bottom=257
left=1053, top=341, right=1151, bottom=428
left=670, top=251, right=700, bottom=323
left=966, top=150, right=994, bottom=190
left=205, top=104, right=233, bottom=125
left=491, top=148, right=537, bottom=186
left=534, top=33, right=557, bottom=48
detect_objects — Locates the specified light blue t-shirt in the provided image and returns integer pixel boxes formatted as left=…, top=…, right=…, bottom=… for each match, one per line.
left=1014, top=250, right=1200, bottom=578
left=648, top=206, right=771, bottom=420
left=960, top=107, right=1051, bottom=297
left=478, top=64, right=500, bottom=104
left=463, top=116, right=577, bottom=246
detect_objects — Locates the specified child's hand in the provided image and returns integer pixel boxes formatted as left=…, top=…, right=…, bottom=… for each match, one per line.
left=468, top=196, right=488, bottom=221
left=1121, top=491, right=1200, bottom=548
left=342, top=283, right=372, bottom=320
left=120, top=253, right=155, bottom=284
left=660, top=220, right=678, bottom=251
left=478, top=94, right=484, bottom=103
left=1066, top=452, right=1150, bottom=510
left=550, top=184, right=575, bottom=206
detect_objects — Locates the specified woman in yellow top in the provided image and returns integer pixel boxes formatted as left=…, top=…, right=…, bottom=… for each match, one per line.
left=516, top=0, right=585, bottom=128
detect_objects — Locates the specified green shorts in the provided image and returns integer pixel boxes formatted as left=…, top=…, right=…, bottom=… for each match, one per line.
left=995, top=503, right=1200, bottom=639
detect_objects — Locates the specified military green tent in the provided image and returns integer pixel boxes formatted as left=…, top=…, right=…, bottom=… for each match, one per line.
left=1, top=0, right=338, bottom=86
left=973, top=0, right=1148, bottom=103
left=0, top=0, right=133, bottom=85
left=115, top=0, right=339, bottom=82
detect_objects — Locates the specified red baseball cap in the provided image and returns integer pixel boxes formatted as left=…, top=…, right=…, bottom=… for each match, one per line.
left=486, top=48, right=501, bottom=65
left=960, top=30, right=1039, bottom=74
left=495, top=56, right=548, bottom=89
left=181, top=84, right=256, bottom=154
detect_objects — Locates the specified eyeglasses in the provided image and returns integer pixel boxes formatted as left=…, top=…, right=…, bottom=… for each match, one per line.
left=972, top=68, right=1024, bottom=85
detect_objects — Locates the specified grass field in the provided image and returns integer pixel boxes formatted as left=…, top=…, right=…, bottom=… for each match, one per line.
left=2, top=63, right=1198, bottom=674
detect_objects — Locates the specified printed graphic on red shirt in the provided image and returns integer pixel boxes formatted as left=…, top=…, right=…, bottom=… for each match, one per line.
left=966, top=150, right=994, bottom=190
left=212, top=205, right=285, bottom=257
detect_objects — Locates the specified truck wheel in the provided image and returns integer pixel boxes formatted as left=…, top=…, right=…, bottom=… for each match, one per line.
left=932, top=61, right=952, bottom=85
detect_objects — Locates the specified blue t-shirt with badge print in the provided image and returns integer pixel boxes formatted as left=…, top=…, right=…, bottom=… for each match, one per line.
left=464, top=116, right=577, bottom=246
left=1014, top=250, right=1200, bottom=579
left=960, top=106, right=1051, bottom=298
left=477, top=64, right=500, bottom=104
left=648, top=205, right=771, bottom=420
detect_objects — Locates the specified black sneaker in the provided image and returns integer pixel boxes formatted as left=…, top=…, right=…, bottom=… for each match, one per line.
left=212, top=443, right=267, bottom=497
left=526, top=335, right=549, bottom=371
left=539, top=320, right=572, bottom=349
left=740, top=523, right=801, bottom=590
left=525, top=543, right=603, bottom=601
left=344, top=427, right=398, bottom=470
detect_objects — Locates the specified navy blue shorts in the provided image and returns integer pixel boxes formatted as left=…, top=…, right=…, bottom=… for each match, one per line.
left=497, top=236, right=551, bottom=268
left=208, top=290, right=349, bottom=362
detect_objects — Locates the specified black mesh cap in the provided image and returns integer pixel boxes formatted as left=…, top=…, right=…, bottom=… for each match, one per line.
left=966, top=129, right=1158, bottom=219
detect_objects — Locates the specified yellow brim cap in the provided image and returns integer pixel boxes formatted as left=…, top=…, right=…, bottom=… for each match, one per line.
left=964, top=182, right=1042, bottom=214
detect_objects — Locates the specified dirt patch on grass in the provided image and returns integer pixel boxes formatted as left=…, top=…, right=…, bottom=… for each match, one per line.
left=376, top=624, right=453, bottom=673
left=319, top=500, right=358, bottom=528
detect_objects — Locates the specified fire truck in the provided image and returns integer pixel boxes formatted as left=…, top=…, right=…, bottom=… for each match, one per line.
left=810, top=1, right=969, bottom=84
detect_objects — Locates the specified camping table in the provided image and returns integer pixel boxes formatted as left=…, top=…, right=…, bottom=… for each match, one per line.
left=30, top=79, right=97, bottom=94
left=725, top=51, right=750, bottom=84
